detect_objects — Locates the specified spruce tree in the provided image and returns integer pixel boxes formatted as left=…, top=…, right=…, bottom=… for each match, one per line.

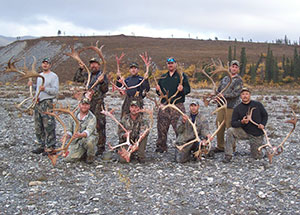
left=265, top=45, right=274, bottom=82
left=239, top=47, right=247, bottom=77
left=228, top=46, right=232, bottom=63
left=233, top=45, right=237, bottom=60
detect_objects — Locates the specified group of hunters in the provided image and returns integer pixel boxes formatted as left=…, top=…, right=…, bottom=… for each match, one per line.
left=28, top=55, right=268, bottom=164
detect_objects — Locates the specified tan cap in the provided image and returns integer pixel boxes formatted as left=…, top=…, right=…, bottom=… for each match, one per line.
left=230, top=60, right=240, bottom=67
left=241, top=87, right=251, bottom=93
left=89, top=57, right=100, bottom=64
left=80, top=97, right=90, bottom=104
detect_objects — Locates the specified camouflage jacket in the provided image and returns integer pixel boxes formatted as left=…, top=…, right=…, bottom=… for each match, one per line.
left=89, top=70, right=109, bottom=101
left=217, top=75, right=243, bottom=108
left=176, top=112, right=209, bottom=145
left=73, top=68, right=87, bottom=83
left=74, top=69, right=108, bottom=101
left=67, top=110, right=98, bottom=143
left=118, top=113, right=150, bottom=142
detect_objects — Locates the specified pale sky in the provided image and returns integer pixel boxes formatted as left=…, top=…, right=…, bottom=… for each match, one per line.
left=1, top=0, right=300, bottom=42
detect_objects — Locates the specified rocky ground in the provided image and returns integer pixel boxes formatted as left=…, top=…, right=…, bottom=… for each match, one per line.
left=0, top=85, right=299, bottom=215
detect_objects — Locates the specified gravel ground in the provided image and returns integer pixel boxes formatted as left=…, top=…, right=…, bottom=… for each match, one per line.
left=0, top=86, right=299, bottom=215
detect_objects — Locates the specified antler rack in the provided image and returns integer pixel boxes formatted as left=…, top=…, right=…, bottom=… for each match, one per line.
left=4, top=56, right=45, bottom=115
left=44, top=104, right=80, bottom=166
left=246, top=108, right=298, bottom=164
left=200, top=59, right=232, bottom=106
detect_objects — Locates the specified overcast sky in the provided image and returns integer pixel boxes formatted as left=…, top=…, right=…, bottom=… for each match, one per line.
left=1, top=0, right=300, bottom=42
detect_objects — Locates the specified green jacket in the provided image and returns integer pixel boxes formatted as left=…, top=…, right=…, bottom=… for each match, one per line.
left=157, top=70, right=190, bottom=104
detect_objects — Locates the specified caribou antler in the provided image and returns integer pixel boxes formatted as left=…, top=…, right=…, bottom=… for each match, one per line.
left=64, top=46, right=91, bottom=90
left=4, top=56, right=45, bottom=114
left=101, top=106, right=153, bottom=162
left=84, top=41, right=107, bottom=91
left=256, top=109, right=297, bottom=163
left=111, top=53, right=127, bottom=94
left=171, top=94, right=227, bottom=159
left=193, top=95, right=227, bottom=158
left=111, top=52, right=152, bottom=94
left=201, top=59, right=232, bottom=106
left=43, top=104, right=80, bottom=166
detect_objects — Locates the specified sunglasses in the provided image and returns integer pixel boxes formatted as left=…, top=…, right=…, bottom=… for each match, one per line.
left=167, top=58, right=176, bottom=63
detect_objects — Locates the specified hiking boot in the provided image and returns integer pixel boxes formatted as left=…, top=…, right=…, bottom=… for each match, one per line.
left=95, top=148, right=105, bottom=156
left=86, top=155, right=95, bottom=164
left=212, top=147, right=224, bottom=153
left=155, top=148, right=167, bottom=153
left=31, top=147, right=44, bottom=154
left=137, top=157, right=145, bottom=164
left=43, top=147, right=56, bottom=156
left=222, top=155, right=232, bottom=163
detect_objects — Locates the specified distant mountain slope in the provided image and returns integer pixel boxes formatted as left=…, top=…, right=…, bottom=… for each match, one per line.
left=0, top=35, right=297, bottom=83
left=0, top=35, right=36, bottom=47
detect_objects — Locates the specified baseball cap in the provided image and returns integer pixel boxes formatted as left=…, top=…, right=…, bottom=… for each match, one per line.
left=167, top=57, right=176, bottom=63
left=129, top=62, right=139, bottom=68
left=190, top=100, right=199, bottom=106
left=241, top=87, right=251, bottom=93
left=130, top=100, right=139, bottom=106
left=89, top=57, right=100, bottom=64
left=230, top=60, right=240, bottom=67
left=80, top=97, right=90, bottom=104
left=42, top=58, right=51, bottom=64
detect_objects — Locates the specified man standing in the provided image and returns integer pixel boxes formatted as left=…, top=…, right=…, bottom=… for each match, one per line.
left=74, top=57, right=108, bottom=155
left=86, top=57, right=109, bottom=156
left=155, top=57, right=191, bottom=153
left=116, top=62, right=150, bottom=118
left=73, top=62, right=86, bottom=83
left=118, top=100, right=150, bottom=163
left=65, top=98, right=98, bottom=164
left=214, top=60, right=243, bottom=153
left=30, top=58, right=59, bottom=154
left=175, top=101, right=210, bottom=163
left=223, top=88, right=268, bottom=163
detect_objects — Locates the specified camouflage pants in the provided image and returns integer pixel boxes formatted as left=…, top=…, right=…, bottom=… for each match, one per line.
left=121, top=96, right=144, bottom=119
left=216, top=108, right=234, bottom=151
left=118, top=136, right=148, bottom=162
left=34, top=99, right=56, bottom=148
left=225, top=127, right=264, bottom=159
left=175, top=141, right=198, bottom=163
left=64, top=135, right=98, bottom=162
left=90, top=99, right=106, bottom=152
left=156, top=103, right=185, bottom=151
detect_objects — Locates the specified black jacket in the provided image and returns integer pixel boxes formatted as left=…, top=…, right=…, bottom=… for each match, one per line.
left=231, top=100, right=268, bottom=136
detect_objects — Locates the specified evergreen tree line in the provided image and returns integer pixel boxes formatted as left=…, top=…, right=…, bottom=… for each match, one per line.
left=227, top=45, right=300, bottom=85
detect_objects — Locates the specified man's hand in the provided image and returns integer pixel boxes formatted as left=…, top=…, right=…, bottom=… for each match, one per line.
left=39, top=85, right=45, bottom=91
left=60, top=134, right=71, bottom=143
left=122, top=131, right=130, bottom=139
left=85, top=89, right=94, bottom=100
left=79, top=62, right=84, bottom=69
left=177, top=84, right=183, bottom=91
left=97, top=74, right=104, bottom=83
left=257, top=124, right=265, bottom=130
left=182, top=114, right=188, bottom=123
left=27, top=80, right=33, bottom=87
left=156, top=85, right=161, bottom=92
left=241, top=116, right=249, bottom=124
left=73, top=132, right=87, bottom=139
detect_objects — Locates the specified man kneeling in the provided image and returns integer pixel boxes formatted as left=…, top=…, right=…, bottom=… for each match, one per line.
left=65, top=98, right=99, bottom=164
left=118, top=100, right=150, bottom=163
left=223, top=88, right=268, bottom=163
left=175, top=101, right=210, bottom=163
